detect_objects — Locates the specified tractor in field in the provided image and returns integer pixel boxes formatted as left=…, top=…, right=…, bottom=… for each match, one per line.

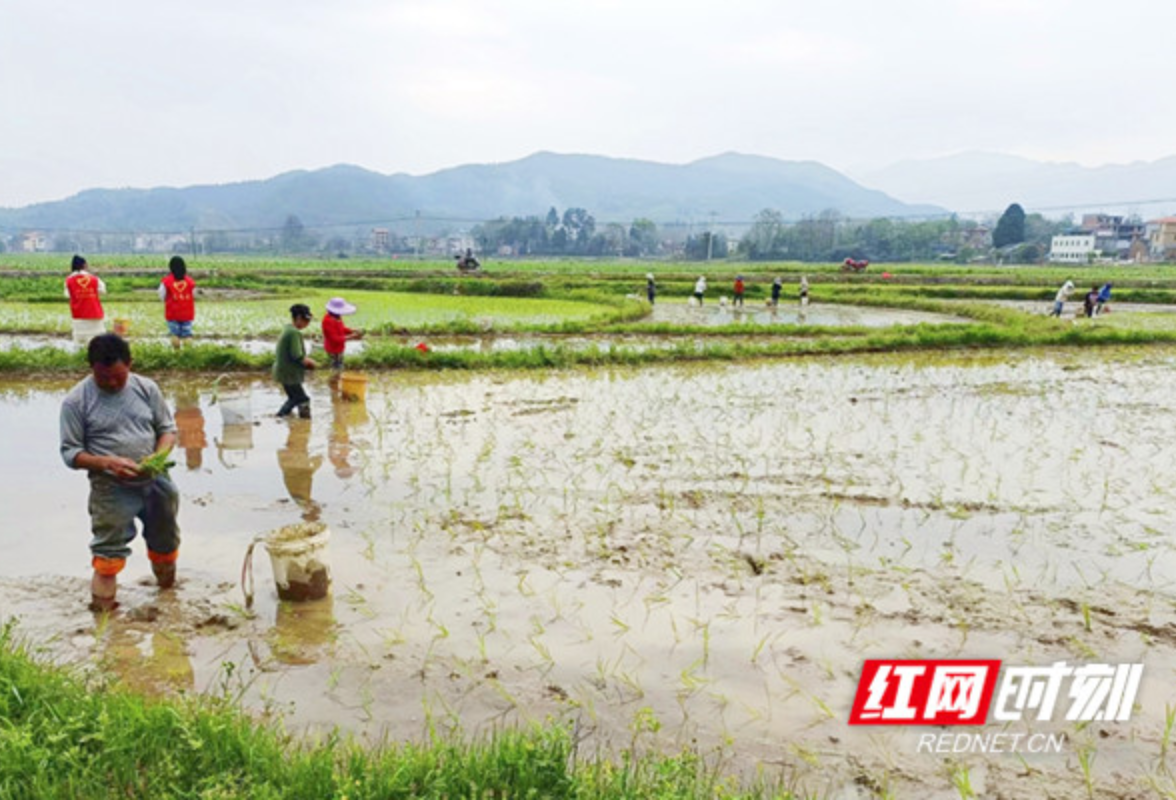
left=842, top=257, right=869, bottom=273
left=455, top=248, right=482, bottom=273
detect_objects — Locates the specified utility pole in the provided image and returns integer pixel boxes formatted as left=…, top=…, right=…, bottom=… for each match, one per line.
left=190, top=227, right=197, bottom=258
left=414, top=210, right=422, bottom=260
left=706, top=210, right=718, bottom=260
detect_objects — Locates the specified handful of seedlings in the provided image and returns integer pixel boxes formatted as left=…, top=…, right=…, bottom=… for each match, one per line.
left=138, top=447, right=176, bottom=478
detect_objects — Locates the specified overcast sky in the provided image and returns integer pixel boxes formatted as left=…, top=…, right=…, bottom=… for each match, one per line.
left=2, top=0, right=1173, bottom=208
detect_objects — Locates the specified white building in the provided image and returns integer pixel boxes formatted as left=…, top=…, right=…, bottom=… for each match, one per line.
left=1049, top=233, right=1097, bottom=264
left=20, top=231, right=47, bottom=252
left=133, top=233, right=190, bottom=253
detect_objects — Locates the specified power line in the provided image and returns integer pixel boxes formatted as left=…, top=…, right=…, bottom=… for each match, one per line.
left=1, top=195, right=1174, bottom=239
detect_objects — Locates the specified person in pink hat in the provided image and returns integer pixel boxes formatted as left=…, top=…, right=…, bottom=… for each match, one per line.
left=322, top=297, right=364, bottom=373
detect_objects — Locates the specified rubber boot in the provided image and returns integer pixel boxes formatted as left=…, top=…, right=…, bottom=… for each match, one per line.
left=297, top=402, right=311, bottom=420
left=90, top=571, right=118, bottom=612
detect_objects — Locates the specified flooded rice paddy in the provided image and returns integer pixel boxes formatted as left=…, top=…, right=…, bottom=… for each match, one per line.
left=0, top=301, right=969, bottom=359
left=0, top=332, right=816, bottom=357
left=647, top=300, right=967, bottom=326
left=4, top=349, right=1176, bottom=796
left=0, top=289, right=616, bottom=336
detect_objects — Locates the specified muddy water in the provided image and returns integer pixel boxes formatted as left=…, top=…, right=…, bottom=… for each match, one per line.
left=0, top=300, right=967, bottom=358
left=968, top=298, right=1176, bottom=317
left=0, top=333, right=777, bottom=356
left=4, top=350, right=1176, bottom=796
left=0, top=334, right=276, bottom=355
left=648, top=300, right=968, bottom=326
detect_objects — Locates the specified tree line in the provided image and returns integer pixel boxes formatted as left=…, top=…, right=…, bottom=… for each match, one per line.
left=738, top=205, right=1067, bottom=263
left=3, top=203, right=1066, bottom=263
left=472, top=208, right=669, bottom=257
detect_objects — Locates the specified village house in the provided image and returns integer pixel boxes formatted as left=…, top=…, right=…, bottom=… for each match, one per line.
left=1147, top=217, right=1176, bottom=261
left=1048, top=232, right=1097, bottom=264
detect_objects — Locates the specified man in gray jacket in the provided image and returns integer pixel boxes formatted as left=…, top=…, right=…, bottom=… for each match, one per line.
left=60, top=334, right=179, bottom=611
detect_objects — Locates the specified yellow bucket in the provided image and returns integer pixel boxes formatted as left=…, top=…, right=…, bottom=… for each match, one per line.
left=112, top=318, right=131, bottom=336
left=339, top=372, right=368, bottom=402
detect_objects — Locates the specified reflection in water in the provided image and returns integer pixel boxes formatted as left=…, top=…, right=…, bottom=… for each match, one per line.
left=216, top=423, right=254, bottom=468
left=269, top=595, right=336, bottom=665
left=277, top=420, right=322, bottom=520
left=329, top=393, right=368, bottom=479
left=173, top=389, right=207, bottom=471
left=100, top=628, right=195, bottom=694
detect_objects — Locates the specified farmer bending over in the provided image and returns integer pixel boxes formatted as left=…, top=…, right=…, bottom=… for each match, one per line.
left=60, top=334, right=180, bottom=612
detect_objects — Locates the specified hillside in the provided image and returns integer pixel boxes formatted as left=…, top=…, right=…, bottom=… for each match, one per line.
left=0, top=152, right=942, bottom=234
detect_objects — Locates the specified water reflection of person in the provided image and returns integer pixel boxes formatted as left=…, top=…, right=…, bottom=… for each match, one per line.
left=101, top=627, right=195, bottom=694
left=173, top=388, right=207, bottom=470
left=269, top=595, right=336, bottom=666
left=328, top=392, right=368, bottom=480
left=277, top=420, right=322, bottom=520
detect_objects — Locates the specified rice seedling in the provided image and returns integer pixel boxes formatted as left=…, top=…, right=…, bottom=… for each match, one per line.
left=949, top=762, right=977, bottom=799
left=1076, top=741, right=1098, bottom=799
left=1161, top=704, right=1176, bottom=761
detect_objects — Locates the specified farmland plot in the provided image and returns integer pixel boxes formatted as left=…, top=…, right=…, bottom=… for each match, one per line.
left=3, top=349, right=1176, bottom=796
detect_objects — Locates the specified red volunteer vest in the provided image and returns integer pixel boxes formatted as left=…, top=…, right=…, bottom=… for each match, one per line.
left=66, top=272, right=104, bottom=320
left=162, top=275, right=196, bottom=322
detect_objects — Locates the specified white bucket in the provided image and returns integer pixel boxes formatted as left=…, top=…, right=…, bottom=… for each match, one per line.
left=218, top=392, right=252, bottom=425
left=242, top=522, right=331, bottom=606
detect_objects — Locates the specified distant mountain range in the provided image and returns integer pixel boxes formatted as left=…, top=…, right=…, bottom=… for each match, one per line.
left=0, top=152, right=942, bottom=234
left=852, top=152, right=1176, bottom=219
left=5, top=150, right=1172, bottom=236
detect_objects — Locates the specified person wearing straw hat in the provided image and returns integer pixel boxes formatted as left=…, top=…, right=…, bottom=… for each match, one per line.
left=322, top=297, right=364, bottom=373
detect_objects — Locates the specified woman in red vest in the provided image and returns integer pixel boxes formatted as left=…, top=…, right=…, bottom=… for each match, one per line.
left=158, top=256, right=196, bottom=348
left=64, top=254, right=107, bottom=343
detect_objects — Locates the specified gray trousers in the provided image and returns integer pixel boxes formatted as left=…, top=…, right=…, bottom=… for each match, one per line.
left=88, top=476, right=180, bottom=561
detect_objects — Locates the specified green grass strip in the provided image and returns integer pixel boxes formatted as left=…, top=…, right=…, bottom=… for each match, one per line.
left=3, top=316, right=1175, bottom=377
left=0, top=626, right=783, bottom=798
